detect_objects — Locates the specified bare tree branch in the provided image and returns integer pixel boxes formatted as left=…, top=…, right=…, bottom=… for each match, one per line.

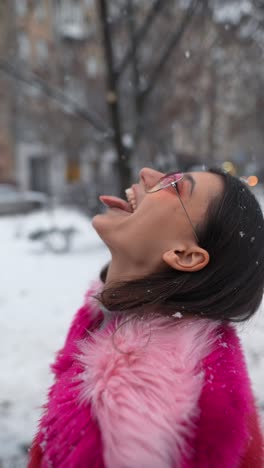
left=139, top=0, right=202, bottom=106
left=125, top=0, right=142, bottom=129
left=115, top=0, right=165, bottom=79
left=0, top=59, right=112, bottom=138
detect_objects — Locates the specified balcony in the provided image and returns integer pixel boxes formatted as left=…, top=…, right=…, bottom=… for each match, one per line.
left=55, top=1, right=90, bottom=41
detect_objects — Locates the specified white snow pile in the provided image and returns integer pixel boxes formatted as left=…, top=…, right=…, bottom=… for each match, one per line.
left=0, top=204, right=263, bottom=466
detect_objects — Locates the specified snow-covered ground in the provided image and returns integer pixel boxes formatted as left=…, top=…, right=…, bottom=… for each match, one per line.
left=0, top=208, right=110, bottom=466
left=0, top=204, right=263, bottom=466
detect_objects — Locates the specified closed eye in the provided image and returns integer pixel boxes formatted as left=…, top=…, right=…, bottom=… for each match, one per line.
left=174, top=179, right=185, bottom=196
left=184, top=174, right=195, bottom=195
left=174, top=177, right=194, bottom=197
left=175, top=183, right=180, bottom=194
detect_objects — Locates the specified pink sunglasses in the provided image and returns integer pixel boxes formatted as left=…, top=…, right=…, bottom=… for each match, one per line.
left=146, top=172, right=199, bottom=243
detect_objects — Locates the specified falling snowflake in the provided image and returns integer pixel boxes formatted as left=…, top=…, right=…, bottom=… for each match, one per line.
left=239, top=231, right=245, bottom=238
left=172, top=312, right=183, bottom=319
left=220, top=342, right=228, bottom=348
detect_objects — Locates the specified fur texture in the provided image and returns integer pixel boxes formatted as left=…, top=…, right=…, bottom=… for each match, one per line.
left=191, top=324, right=258, bottom=467
left=77, top=316, right=219, bottom=468
left=28, top=283, right=263, bottom=468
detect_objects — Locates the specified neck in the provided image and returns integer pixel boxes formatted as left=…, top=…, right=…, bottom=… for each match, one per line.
left=105, top=258, right=156, bottom=286
left=105, top=262, right=136, bottom=286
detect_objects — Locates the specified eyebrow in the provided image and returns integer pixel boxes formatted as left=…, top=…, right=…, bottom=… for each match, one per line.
left=184, top=174, right=196, bottom=195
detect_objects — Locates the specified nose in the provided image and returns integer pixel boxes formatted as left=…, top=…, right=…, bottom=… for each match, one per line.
left=139, top=168, right=164, bottom=190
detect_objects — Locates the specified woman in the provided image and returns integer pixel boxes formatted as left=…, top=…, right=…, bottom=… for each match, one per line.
left=29, top=168, right=264, bottom=467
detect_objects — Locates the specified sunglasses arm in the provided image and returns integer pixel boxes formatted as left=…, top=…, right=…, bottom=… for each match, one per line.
left=171, top=183, right=199, bottom=243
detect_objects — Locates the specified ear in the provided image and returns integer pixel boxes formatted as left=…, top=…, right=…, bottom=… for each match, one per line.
left=163, top=246, right=210, bottom=272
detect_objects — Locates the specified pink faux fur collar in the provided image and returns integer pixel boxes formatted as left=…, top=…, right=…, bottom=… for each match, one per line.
left=77, top=313, right=220, bottom=467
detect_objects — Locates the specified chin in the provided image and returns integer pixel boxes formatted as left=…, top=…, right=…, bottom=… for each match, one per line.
left=92, top=213, right=105, bottom=234
left=91, top=214, right=112, bottom=246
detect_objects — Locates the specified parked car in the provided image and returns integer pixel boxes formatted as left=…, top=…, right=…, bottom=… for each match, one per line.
left=0, top=184, right=48, bottom=215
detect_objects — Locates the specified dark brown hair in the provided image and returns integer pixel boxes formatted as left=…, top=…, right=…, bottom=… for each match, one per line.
left=97, top=169, right=264, bottom=322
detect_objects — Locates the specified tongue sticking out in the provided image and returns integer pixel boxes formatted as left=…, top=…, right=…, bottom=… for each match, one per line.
left=100, top=195, right=132, bottom=213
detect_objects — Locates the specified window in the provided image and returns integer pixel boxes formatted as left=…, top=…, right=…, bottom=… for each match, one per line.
left=15, top=0, right=27, bottom=17
left=36, top=40, right=49, bottom=64
left=85, top=57, right=98, bottom=78
left=18, top=32, right=31, bottom=61
left=55, top=0, right=89, bottom=40
left=0, top=142, right=8, bottom=180
left=35, top=3, right=46, bottom=22
left=66, top=159, right=80, bottom=182
left=29, top=157, right=50, bottom=193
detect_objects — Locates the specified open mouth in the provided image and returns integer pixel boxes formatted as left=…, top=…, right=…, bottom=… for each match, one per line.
left=99, top=187, right=137, bottom=213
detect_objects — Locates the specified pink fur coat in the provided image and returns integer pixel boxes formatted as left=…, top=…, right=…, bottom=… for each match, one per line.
left=29, top=282, right=264, bottom=467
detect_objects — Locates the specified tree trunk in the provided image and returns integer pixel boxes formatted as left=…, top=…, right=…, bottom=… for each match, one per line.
left=97, top=0, right=132, bottom=196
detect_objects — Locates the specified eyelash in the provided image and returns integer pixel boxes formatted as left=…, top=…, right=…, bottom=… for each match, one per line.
left=175, top=182, right=181, bottom=194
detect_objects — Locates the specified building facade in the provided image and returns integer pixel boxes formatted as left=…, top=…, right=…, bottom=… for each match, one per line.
left=0, top=1, right=263, bottom=197
left=6, top=0, right=103, bottom=203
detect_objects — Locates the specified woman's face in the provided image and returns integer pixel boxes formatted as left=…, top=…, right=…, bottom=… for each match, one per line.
left=92, top=168, right=224, bottom=278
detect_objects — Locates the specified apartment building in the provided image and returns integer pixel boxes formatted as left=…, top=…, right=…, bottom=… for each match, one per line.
left=2, top=0, right=103, bottom=197
left=0, top=2, right=16, bottom=182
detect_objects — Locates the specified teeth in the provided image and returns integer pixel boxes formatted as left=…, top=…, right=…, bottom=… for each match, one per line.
left=125, top=188, right=137, bottom=212
left=125, top=188, right=133, bottom=198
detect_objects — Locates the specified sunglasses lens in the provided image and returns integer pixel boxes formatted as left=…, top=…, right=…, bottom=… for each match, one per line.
left=146, top=172, right=184, bottom=192
left=159, top=172, right=184, bottom=188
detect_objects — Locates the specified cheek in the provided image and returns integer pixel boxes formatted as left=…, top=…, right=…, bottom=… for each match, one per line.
left=128, top=209, right=178, bottom=249
left=188, top=199, right=208, bottom=226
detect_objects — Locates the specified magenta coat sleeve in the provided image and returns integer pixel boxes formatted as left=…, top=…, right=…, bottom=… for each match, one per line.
left=192, top=324, right=264, bottom=468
